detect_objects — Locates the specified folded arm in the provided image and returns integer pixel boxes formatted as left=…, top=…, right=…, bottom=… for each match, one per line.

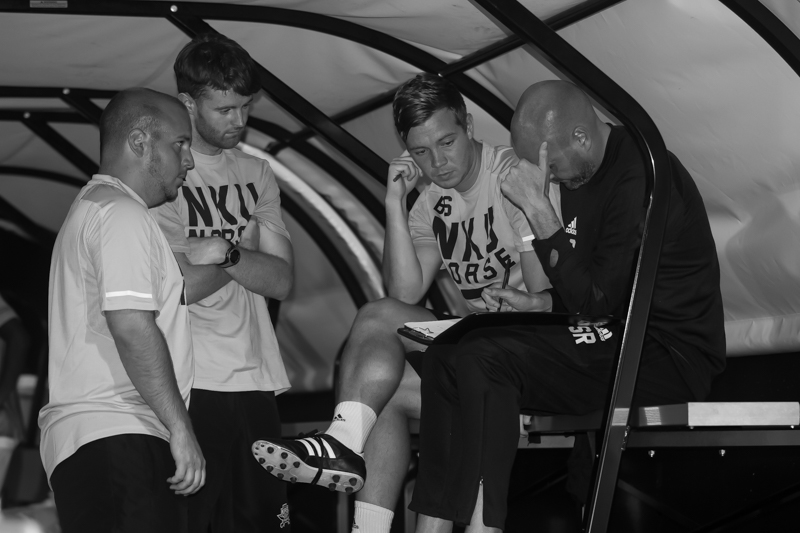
left=182, top=218, right=294, bottom=302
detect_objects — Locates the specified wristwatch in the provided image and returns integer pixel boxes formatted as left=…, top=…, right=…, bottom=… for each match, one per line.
left=218, top=241, right=241, bottom=269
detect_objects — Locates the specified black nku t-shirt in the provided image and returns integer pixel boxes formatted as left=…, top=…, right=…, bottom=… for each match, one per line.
left=533, top=126, right=726, bottom=398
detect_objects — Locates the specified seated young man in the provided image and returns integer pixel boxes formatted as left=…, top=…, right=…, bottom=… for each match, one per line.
left=409, top=80, right=727, bottom=532
left=253, top=73, right=560, bottom=532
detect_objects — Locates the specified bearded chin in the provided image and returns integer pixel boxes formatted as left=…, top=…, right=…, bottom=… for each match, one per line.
left=164, top=185, right=179, bottom=202
left=219, top=134, right=241, bottom=149
left=197, top=117, right=240, bottom=149
left=564, top=161, right=596, bottom=190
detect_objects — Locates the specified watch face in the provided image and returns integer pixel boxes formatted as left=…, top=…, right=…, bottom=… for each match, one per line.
left=229, top=248, right=241, bottom=265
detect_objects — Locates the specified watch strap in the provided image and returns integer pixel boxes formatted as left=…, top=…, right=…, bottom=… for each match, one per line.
left=219, top=242, right=240, bottom=268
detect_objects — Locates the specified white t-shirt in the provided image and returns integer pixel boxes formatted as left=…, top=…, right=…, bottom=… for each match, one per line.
left=155, top=148, right=291, bottom=393
left=39, top=175, right=193, bottom=481
left=408, top=142, right=562, bottom=312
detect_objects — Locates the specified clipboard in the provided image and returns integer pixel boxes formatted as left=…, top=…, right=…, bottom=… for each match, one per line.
left=397, top=326, right=439, bottom=345
left=399, top=311, right=618, bottom=347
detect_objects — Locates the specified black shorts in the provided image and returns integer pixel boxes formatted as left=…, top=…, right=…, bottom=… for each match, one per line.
left=188, top=389, right=290, bottom=533
left=51, top=434, right=188, bottom=533
left=410, top=324, right=699, bottom=528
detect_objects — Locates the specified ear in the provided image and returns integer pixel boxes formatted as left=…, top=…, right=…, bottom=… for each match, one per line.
left=572, top=127, right=590, bottom=152
left=178, top=93, right=196, bottom=117
left=465, top=113, right=474, bottom=140
left=127, top=128, right=147, bottom=158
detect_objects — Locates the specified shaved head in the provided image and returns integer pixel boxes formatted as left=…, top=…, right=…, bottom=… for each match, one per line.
left=511, top=81, right=597, bottom=151
left=100, top=88, right=185, bottom=159
left=97, top=87, right=193, bottom=207
left=511, top=80, right=609, bottom=190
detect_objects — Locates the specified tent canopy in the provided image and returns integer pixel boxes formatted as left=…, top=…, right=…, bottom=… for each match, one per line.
left=1, top=0, right=799, bottom=391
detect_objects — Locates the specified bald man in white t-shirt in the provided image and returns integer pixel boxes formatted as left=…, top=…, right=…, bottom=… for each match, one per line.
left=40, top=88, right=203, bottom=533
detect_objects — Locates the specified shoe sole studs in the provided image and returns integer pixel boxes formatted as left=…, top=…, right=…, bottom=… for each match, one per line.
left=252, top=441, right=365, bottom=494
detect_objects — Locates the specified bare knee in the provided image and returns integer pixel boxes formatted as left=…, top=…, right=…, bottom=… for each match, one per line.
left=338, top=301, right=417, bottom=387
left=350, top=298, right=419, bottom=339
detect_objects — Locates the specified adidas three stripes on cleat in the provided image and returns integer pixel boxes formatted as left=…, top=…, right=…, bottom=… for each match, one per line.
left=252, top=433, right=366, bottom=493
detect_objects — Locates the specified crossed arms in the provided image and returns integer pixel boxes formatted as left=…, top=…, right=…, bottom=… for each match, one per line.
left=176, top=217, right=294, bottom=305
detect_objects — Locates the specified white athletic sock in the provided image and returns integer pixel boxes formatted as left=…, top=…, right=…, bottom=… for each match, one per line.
left=324, top=401, right=377, bottom=454
left=351, top=501, right=394, bottom=533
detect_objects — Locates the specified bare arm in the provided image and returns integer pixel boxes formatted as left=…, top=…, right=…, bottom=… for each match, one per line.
left=174, top=253, right=232, bottom=305
left=105, top=309, right=205, bottom=495
left=382, top=154, right=442, bottom=303
left=481, top=251, right=554, bottom=313
left=183, top=218, right=294, bottom=302
left=226, top=221, right=293, bottom=300
left=501, top=142, right=562, bottom=241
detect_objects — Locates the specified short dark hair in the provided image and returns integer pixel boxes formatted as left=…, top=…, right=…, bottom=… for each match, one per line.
left=174, top=33, right=261, bottom=100
left=392, top=73, right=467, bottom=142
left=100, top=88, right=168, bottom=155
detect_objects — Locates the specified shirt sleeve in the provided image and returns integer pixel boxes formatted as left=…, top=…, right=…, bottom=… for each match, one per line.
left=534, top=172, right=645, bottom=317
left=254, top=162, right=291, bottom=241
left=87, top=200, right=163, bottom=314
left=153, top=199, right=190, bottom=254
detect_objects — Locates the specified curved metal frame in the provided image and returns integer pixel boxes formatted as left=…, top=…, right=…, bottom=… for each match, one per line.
left=0, top=165, right=86, bottom=188
left=720, top=0, right=800, bottom=78
left=280, top=0, right=626, bottom=148
left=472, top=2, right=672, bottom=532
left=0, top=167, right=66, bottom=244
left=0, top=0, right=625, bottom=156
left=1, top=1, right=796, bottom=382
left=248, top=117, right=386, bottom=226
left=1, top=0, right=512, bottom=131
left=21, top=118, right=98, bottom=177
left=167, top=8, right=390, bottom=184
left=0, top=0, right=643, bottom=214
left=271, top=194, right=368, bottom=308
left=0, top=164, right=372, bottom=309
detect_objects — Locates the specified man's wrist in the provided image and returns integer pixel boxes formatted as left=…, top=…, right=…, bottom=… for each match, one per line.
left=523, top=195, right=551, bottom=218
left=218, top=241, right=241, bottom=268
left=385, top=199, right=408, bottom=219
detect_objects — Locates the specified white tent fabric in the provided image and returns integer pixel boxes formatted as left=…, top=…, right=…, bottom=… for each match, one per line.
left=0, top=0, right=798, bottom=394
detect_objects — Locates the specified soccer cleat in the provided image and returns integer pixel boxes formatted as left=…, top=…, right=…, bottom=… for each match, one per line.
left=252, top=433, right=366, bottom=493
